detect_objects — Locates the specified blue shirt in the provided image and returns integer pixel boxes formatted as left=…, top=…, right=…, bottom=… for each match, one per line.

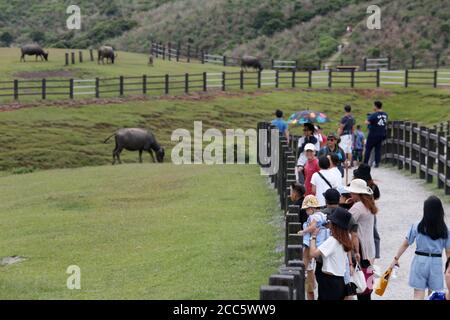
left=340, top=115, right=355, bottom=134
left=368, top=111, right=388, bottom=137
left=406, top=223, right=450, bottom=255
left=353, top=130, right=365, bottom=150
left=271, top=118, right=288, bottom=135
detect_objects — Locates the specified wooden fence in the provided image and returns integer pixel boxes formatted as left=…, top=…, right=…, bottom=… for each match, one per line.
left=2, top=69, right=450, bottom=103
left=257, top=122, right=305, bottom=300
left=150, top=41, right=449, bottom=71
left=382, top=121, right=450, bottom=195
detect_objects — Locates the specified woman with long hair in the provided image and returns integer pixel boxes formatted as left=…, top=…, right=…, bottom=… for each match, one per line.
left=345, top=178, right=378, bottom=300
left=390, top=196, right=450, bottom=300
left=309, top=207, right=352, bottom=300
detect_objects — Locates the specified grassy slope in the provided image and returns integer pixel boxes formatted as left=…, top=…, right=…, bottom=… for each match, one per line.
left=0, top=48, right=238, bottom=81
left=0, top=164, right=281, bottom=299
left=0, top=87, right=449, bottom=172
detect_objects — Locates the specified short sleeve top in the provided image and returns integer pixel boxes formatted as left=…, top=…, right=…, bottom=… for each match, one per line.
left=406, top=223, right=450, bottom=255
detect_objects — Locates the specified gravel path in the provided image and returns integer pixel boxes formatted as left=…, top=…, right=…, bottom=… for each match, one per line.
left=370, top=166, right=450, bottom=300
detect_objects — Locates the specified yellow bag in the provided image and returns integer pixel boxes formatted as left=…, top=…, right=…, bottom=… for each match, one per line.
left=375, top=268, right=392, bottom=296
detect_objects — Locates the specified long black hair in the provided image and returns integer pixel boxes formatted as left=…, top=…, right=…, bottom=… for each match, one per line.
left=418, top=196, right=448, bottom=240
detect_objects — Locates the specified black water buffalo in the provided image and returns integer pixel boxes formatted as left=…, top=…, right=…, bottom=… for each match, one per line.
left=20, top=44, right=49, bottom=62
left=240, top=55, right=263, bottom=71
left=104, top=128, right=165, bottom=164
left=98, top=46, right=117, bottom=64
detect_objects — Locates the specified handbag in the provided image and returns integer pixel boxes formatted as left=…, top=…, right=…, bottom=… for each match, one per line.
left=375, top=268, right=392, bottom=296
left=359, top=264, right=374, bottom=295
left=351, top=263, right=367, bottom=294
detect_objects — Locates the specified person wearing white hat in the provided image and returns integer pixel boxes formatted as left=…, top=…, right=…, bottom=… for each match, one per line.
left=345, top=178, right=378, bottom=300
left=300, top=143, right=320, bottom=195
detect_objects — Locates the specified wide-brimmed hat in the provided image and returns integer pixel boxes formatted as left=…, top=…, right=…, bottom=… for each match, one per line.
left=304, top=143, right=316, bottom=152
left=353, top=164, right=372, bottom=182
left=328, top=207, right=351, bottom=230
left=345, top=179, right=374, bottom=195
left=336, top=185, right=350, bottom=195
left=301, top=195, right=321, bottom=209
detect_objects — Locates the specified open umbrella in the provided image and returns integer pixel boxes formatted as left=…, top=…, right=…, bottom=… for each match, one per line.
left=288, top=110, right=330, bottom=125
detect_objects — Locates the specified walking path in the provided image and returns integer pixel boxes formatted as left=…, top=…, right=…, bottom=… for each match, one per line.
left=370, top=166, right=450, bottom=300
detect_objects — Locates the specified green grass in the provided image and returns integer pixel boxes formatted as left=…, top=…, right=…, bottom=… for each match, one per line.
left=0, top=163, right=282, bottom=299
left=0, top=47, right=238, bottom=81
left=1, top=87, right=449, bottom=173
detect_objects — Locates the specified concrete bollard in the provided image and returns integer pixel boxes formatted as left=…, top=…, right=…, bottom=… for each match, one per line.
left=279, top=267, right=305, bottom=300
left=260, top=285, right=290, bottom=300
left=268, top=274, right=296, bottom=300
left=286, top=244, right=303, bottom=262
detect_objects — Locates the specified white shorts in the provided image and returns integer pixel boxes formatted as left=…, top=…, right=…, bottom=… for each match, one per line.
left=339, top=134, right=353, bottom=154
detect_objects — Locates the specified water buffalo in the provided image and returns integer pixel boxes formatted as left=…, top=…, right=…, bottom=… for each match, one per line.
left=148, top=54, right=154, bottom=66
left=20, top=44, right=49, bottom=62
left=98, top=46, right=117, bottom=64
left=104, top=128, right=165, bottom=165
left=241, top=55, right=263, bottom=72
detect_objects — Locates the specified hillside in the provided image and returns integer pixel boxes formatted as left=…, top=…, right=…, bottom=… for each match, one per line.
left=0, top=0, right=448, bottom=66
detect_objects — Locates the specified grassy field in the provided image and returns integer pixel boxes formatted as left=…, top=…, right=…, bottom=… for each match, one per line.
left=0, top=47, right=239, bottom=81
left=0, top=163, right=281, bottom=299
left=0, top=87, right=449, bottom=172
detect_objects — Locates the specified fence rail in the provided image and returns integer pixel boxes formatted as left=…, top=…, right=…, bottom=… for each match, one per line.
left=382, top=121, right=450, bottom=195
left=2, top=68, right=450, bottom=103
left=257, top=122, right=305, bottom=300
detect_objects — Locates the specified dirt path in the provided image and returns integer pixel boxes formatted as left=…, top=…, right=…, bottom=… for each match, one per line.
left=370, top=166, right=450, bottom=300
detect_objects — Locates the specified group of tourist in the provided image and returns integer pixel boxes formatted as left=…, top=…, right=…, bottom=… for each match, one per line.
left=273, top=101, right=450, bottom=300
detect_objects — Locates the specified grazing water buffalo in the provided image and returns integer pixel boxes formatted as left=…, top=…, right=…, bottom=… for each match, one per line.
left=104, top=128, right=165, bottom=165
left=240, top=55, right=263, bottom=71
left=98, top=46, right=117, bottom=64
left=20, top=44, right=49, bottom=62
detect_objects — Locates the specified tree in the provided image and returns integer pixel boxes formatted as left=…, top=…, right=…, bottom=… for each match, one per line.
left=0, top=32, right=14, bottom=46
left=30, top=31, right=45, bottom=43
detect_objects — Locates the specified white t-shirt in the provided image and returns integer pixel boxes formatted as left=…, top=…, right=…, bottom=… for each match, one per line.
left=329, top=167, right=343, bottom=186
left=318, top=236, right=347, bottom=277
left=311, top=169, right=342, bottom=206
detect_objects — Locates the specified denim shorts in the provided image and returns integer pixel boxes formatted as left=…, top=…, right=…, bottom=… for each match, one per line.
left=409, top=255, right=445, bottom=291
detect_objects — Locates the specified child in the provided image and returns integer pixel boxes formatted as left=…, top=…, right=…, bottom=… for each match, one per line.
left=353, top=125, right=365, bottom=167
left=298, top=195, right=329, bottom=300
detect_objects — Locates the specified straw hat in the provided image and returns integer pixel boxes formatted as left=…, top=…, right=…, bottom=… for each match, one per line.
left=345, top=179, right=374, bottom=195
left=301, top=195, right=321, bottom=209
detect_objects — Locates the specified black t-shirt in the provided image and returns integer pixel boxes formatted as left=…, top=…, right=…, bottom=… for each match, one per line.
left=340, top=115, right=355, bottom=134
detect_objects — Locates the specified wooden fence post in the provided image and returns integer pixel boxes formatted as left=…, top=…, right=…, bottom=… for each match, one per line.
left=203, top=72, right=207, bottom=91
left=164, top=74, right=169, bottom=94
left=318, top=59, right=322, bottom=70
left=292, top=70, right=296, bottom=88
left=79, top=51, right=83, bottom=63
left=65, top=53, right=69, bottom=66
left=433, top=70, right=438, bottom=88
left=411, top=55, right=416, bottom=69
left=41, top=78, right=46, bottom=100
left=404, top=122, right=411, bottom=171
left=201, top=50, right=205, bottom=64
left=308, top=69, right=312, bottom=88
left=90, top=49, right=94, bottom=62
left=257, top=70, right=261, bottom=89
left=411, top=123, right=418, bottom=174
left=69, top=79, right=74, bottom=99
left=185, top=73, right=189, bottom=93
left=96, top=78, right=100, bottom=98
left=436, top=53, right=441, bottom=69
left=71, top=52, right=75, bottom=64
left=275, top=70, right=279, bottom=88
left=223, top=56, right=227, bottom=67
left=387, top=56, right=391, bottom=70
left=240, top=70, right=244, bottom=90
left=168, top=42, right=171, bottom=61
left=142, top=75, right=147, bottom=95
left=397, top=121, right=405, bottom=169
left=328, top=69, right=332, bottom=88
left=363, top=58, right=367, bottom=71
left=426, top=128, right=436, bottom=183
left=376, top=69, right=380, bottom=87
left=419, top=126, right=426, bottom=179
left=405, top=69, right=409, bottom=88
left=119, top=76, right=124, bottom=96
left=271, top=59, right=274, bottom=69
left=222, top=71, right=225, bottom=91
left=162, top=43, right=166, bottom=60
left=392, top=121, right=398, bottom=167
